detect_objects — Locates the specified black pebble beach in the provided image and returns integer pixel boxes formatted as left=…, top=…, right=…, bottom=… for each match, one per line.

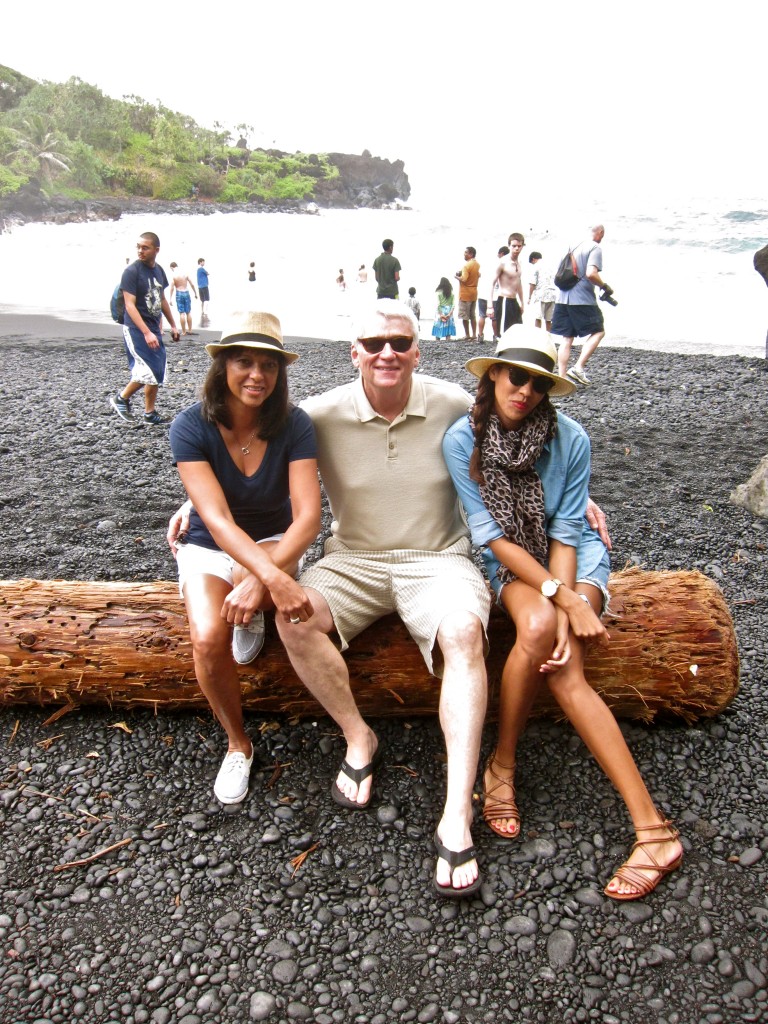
left=1, top=315, right=767, bottom=1024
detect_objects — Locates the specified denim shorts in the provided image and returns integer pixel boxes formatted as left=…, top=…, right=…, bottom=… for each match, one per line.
left=551, top=303, right=605, bottom=338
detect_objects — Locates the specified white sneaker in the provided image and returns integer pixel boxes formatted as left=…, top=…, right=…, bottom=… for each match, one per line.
left=567, top=365, right=591, bottom=386
left=214, top=747, right=254, bottom=804
left=232, top=612, right=265, bottom=664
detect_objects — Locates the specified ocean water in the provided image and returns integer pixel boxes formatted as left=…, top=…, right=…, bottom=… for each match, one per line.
left=1, top=196, right=766, bottom=357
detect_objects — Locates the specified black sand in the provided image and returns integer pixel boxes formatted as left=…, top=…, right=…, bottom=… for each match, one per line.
left=1, top=316, right=768, bottom=1023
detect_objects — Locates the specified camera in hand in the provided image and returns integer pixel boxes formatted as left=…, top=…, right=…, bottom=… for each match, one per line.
left=599, top=284, right=618, bottom=306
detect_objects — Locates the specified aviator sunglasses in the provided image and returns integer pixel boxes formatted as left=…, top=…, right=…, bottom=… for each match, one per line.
left=505, top=365, right=555, bottom=394
left=357, top=336, right=414, bottom=354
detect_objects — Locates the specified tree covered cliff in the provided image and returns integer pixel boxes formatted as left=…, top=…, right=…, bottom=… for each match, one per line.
left=0, top=65, right=409, bottom=208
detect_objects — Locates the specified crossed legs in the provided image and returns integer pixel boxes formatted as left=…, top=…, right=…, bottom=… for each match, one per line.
left=487, top=581, right=682, bottom=896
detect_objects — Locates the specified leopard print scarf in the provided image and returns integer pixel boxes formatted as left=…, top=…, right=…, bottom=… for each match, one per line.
left=474, top=400, right=558, bottom=585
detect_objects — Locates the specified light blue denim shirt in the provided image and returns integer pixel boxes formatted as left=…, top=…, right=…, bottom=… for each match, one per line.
left=442, top=410, right=610, bottom=596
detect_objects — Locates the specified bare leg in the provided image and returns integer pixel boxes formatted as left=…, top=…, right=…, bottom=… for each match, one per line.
left=433, top=611, right=487, bottom=891
left=470, top=311, right=477, bottom=339
left=183, top=574, right=251, bottom=755
left=557, top=335, right=574, bottom=376
left=275, top=588, right=378, bottom=806
left=485, top=582, right=557, bottom=836
left=143, top=383, right=159, bottom=414
left=573, top=330, right=605, bottom=371
left=546, top=586, right=683, bottom=896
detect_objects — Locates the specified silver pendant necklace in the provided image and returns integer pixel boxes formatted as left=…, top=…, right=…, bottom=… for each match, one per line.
left=239, top=428, right=258, bottom=455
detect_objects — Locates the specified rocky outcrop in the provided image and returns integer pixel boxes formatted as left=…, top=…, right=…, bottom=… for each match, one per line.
left=0, top=181, right=122, bottom=233
left=0, top=150, right=411, bottom=231
left=314, top=151, right=411, bottom=208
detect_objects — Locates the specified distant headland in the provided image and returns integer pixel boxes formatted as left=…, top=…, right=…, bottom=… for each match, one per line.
left=0, top=65, right=410, bottom=231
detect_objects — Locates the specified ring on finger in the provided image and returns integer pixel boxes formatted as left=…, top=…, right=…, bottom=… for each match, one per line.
left=290, top=616, right=301, bottom=624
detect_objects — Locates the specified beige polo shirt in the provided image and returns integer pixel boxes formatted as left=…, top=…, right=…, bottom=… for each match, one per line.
left=301, top=374, right=473, bottom=552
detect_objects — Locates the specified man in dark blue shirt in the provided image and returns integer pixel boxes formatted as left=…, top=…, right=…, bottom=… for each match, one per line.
left=110, top=232, right=179, bottom=425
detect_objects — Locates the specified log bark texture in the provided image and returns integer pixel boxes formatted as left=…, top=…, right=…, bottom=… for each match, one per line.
left=0, top=568, right=739, bottom=723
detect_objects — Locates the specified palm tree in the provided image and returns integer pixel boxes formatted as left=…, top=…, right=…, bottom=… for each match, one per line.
left=9, top=114, right=70, bottom=184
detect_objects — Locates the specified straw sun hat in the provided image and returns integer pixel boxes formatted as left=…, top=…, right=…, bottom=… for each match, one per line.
left=204, top=311, right=299, bottom=363
left=465, top=324, right=575, bottom=397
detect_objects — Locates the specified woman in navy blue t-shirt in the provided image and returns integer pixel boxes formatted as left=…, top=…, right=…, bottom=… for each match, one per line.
left=169, top=311, right=320, bottom=806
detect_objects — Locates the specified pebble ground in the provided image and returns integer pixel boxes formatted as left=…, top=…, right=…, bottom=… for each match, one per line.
left=0, top=327, right=767, bottom=1024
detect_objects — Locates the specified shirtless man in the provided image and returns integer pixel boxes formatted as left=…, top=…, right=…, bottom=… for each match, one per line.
left=490, top=232, right=525, bottom=336
left=169, top=263, right=198, bottom=336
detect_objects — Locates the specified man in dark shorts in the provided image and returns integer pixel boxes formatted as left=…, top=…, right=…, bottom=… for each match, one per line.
left=110, top=232, right=179, bottom=425
left=553, top=224, right=611, bottom=386
left=197, top=257, right=210, bottom=317
left=490, top=233, right=525, bottom=335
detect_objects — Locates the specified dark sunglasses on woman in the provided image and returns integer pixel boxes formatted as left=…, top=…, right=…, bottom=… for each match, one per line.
left=506, top=365, right=555, bottom=394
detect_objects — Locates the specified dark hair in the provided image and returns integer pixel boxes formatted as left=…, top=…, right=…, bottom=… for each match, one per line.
left=141, top=231, right=160, bottom=247
left=508, top=232, right=525, bottom=246
left=408, top=286, right=416, bottom=296
left=465, top=246, right=477, bottom=257
left=498, top=245, right=510, bottom=257
left=198, top=257, right=205, bottom=264
left=468, top=370, right=551, bottom=484
left=382, top=238, right=393, bottom=251
left=529, top=251, right=542, bottom=262
left=437, top=276, right=453, bottom=298
left=200, top=347, right=291, bottom=439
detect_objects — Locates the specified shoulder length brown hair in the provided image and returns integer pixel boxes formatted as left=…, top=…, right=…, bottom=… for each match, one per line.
left=200, top=347, right=291, bottom=439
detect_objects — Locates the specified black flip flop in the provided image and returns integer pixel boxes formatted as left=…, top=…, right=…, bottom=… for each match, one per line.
left=330, top=748, right=381, bottom=810
left=433, top=830, right=482, bottom=899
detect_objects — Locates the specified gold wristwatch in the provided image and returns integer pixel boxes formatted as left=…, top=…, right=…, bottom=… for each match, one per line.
left=540, top=578, right=564, bottom=599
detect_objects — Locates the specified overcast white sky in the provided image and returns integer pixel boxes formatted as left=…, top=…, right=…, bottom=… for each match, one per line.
left=3, top=1, right=765, bottom=207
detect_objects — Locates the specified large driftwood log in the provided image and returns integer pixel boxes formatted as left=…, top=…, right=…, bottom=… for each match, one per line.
left=0, top=569, right=738, bottom=723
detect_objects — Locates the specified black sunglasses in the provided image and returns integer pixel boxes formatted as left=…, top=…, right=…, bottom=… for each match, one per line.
left=357, top=337, right=414, bottom=354
left=506, top=365, right=555, bottom=394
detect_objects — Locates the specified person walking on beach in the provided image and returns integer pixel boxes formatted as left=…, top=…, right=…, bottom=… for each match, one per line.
left=372, top=239, right=401, bottom=299
left=357, top=265, right=368, bottom=285
left=553, top=224, right=612, bottom=386
left=248, top=262, right=256, bottom=283
left=197, top=258, right=211, bottom=319
left=490, top=233, right=525, bottom=336
left=431, top=277, right=456, bottom=341
left=169, top=262, right=198, bottom=337
left=527, top=251, right=556, bottom=332
left=443, top=325, right=683, bottom=900
left=110, top=232, right=180, bottom=426
left=455, top=246, right=481, bottom=341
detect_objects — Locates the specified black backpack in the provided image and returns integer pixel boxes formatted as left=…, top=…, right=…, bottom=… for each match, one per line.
left=110, top=285, right=125, bottom=323
left=554, top=246, right=580, bottom=291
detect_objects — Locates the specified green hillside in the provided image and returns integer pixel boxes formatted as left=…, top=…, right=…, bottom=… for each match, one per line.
left=0, top=65, right=338, bottom=203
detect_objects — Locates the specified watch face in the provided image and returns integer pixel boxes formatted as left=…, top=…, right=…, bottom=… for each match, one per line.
left=542, top=579, right=557, bottom=598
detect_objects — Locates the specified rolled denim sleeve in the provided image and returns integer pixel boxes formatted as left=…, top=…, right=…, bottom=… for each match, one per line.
left=544, top=419, right=590, bottom=548
left=443, top=417, right=505, bottom=548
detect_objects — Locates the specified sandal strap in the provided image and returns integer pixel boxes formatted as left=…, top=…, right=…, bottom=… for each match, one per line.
left=337, top=758, right=373, bottom=785
left=433, top=831, right=476, bottom=871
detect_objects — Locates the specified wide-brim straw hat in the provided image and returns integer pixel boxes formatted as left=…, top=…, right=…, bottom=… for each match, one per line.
left=204, top=311, right=299, bottom=363
left=465, top=324, right=575, bottom=397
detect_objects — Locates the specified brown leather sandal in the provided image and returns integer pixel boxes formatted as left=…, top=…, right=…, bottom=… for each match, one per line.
left=482, top=754, right=521, bottom=839
left=604, top=820, right=683, bottom=900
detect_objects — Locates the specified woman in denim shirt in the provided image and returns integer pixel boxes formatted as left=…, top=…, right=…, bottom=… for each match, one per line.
left=443, top=325, right=682, bottom=901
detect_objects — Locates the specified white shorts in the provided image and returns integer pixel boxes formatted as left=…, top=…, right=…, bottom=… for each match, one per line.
left=175, top=535, right=284, bottom=596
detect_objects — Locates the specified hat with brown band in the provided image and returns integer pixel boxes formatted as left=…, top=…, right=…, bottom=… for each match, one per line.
left=204, top=311, right=299, bottom=363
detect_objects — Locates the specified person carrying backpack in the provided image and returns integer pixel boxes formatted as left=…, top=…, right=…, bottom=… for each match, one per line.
left=551, top=224, right=616, bottom=387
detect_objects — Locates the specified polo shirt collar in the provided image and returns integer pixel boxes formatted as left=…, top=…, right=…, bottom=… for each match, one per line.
left=352, top=373, right=427, bottom=422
